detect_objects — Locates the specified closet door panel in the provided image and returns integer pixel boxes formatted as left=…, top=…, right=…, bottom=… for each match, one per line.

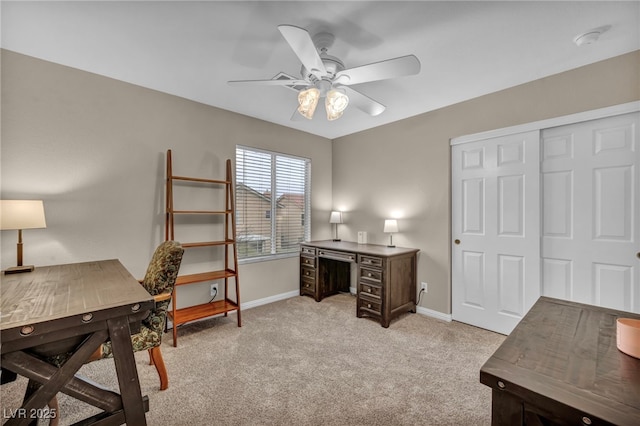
left=541, top=112, right=639, bottom=313
left=452, top=131, right=540, bottom=335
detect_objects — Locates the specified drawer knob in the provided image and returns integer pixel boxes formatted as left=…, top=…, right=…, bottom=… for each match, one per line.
left=367, top=273, right=372, bottom=277
left=497, top=380, right=505, bottom=389
left=367, top=288, right=371, bottom=293
left=582, top=417, right=592, bottom=425
left=367, top=304, right=372, bottom=309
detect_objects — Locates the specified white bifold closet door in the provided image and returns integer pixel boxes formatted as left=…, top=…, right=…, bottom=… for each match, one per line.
left=452, top=111, right=639, bottom=335
left=541, top=112, right=640, bottom=312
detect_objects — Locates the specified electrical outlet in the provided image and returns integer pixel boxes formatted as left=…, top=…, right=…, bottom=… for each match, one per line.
left=210, top=283, right=218, bottom=297
left=421, top=282, right=428, bottom=292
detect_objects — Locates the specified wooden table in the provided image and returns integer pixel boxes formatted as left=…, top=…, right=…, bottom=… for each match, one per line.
left=480, top=297, right=640, bottom=426
left=1, top=259, right=154, bottom=425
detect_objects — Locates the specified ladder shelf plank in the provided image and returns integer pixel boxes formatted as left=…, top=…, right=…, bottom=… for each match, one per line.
left=181, top=239, right=235, bottom=249
left=175, top=269, right=237, bottom=286
left=169, top=299, right=239, bottom=325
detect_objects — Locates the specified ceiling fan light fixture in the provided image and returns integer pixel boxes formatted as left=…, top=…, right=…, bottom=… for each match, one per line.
left=326, top=88, right=349, bottom=121
left=298, top=87, right=320, bottom=119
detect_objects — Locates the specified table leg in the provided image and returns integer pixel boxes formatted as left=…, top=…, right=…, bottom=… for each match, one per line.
left=491, top=389, right=523, bottom=426
left=107, top=317, right=147, bottom=426
left=2, top=330, right=108, bottom=426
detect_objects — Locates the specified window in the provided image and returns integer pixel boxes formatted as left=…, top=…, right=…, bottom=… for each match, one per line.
left=235, top=146, right=311, bottom=260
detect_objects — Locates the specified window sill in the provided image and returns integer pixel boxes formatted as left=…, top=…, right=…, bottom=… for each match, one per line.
left=238, top=252, right=299, bottom=265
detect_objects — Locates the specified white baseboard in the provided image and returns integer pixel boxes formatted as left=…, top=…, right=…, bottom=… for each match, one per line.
left=416, top=306, right=452, bottom=322
left=240, top=289, right=300, bottom=310
left=167, top=290, right=452, bottom=330
left=167, top=290, right=300, bottom=330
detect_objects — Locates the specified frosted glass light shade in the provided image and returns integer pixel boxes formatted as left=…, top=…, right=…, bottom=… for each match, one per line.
left=0, top=200, right=47, bottom=230
left=326, top=89, right=349, bottom=121
left=383, top=219, right=398, bottom=233
left=298, top=88, right=320, bottom=119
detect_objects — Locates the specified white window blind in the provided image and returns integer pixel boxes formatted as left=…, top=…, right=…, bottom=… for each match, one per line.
left=235, top=146, right=311, bottom=260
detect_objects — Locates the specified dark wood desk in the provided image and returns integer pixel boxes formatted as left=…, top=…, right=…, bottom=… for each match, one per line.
left=1, top=259, right=154, bottom=425
left=480, top=297, right=640, bottom=426
left=300, top=240, right=419, bottom=327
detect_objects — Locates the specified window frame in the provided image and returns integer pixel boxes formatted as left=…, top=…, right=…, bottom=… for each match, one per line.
left=235, top=145, right=311, bottom=264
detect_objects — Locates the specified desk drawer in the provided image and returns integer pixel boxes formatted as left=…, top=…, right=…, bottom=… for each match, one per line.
left=359, top=255, right=384, bottom=268
left=358, top=295, right=382, bottom=315
left=359, top=282, right=382, bottom=299
left=318, top=249, right=356, bottom=263
left=359, top=266, right=382, bottom=283
left=301, top=265, right=315, bottom=280
left=300, top=255, right=315, bottom=268
left=300, top=246, right=316, bottom=256
left=301, top=276, right=316, bottom=294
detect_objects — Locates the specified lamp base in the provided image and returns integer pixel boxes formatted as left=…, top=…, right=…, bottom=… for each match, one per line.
left=332, top=238, right=342, bottom=242
left=387, top=245, right=396, bottom=248
left=4, top=265, right=35, bottom=274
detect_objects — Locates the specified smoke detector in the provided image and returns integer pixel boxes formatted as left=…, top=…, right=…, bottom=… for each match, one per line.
left=574, top=25, right=611, bottom=46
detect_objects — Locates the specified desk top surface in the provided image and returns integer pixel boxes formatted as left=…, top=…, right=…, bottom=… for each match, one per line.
left=0, top=259, right=153, bottom=331
left=481, top=296, right=640, bottom=423
left=302, top=240, right=419, bottom=257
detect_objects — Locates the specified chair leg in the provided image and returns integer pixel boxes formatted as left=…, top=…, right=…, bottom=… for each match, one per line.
left=48, top=395, right=60, bottom=426
left=148, top=349, right=154, bottom=366
left=149, top=346, right=169, bottom=390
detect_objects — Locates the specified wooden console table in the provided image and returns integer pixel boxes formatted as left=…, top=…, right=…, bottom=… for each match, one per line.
left=300, top=240, right=418, bottom=327
left=480, top=297, right=640, bottom=426
left=1, top=260, right=154, bottom=425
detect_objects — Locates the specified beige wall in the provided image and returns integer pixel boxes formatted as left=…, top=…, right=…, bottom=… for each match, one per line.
left=332, top=50, right=640, bottom=315
left=2, top=48, right=639, bottom=317
left=0, top=49, right=333, bottom=307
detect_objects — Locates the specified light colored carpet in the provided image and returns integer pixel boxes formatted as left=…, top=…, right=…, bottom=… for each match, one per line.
left=1, top=293, right=505, bottom=425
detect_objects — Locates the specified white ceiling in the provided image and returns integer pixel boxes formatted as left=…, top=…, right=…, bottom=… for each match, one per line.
left=2, top=1, right=639, bottom=139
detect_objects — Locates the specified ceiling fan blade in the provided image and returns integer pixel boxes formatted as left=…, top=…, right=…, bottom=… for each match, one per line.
left=228, top=78, right=310, bottom=87
left=335, top=55, right=421, bottom=85
left=342, top=87, right=386, bottom=116
left=278, top=24, right=326, bottom=77
left=290, top=107, right=306, bottom=121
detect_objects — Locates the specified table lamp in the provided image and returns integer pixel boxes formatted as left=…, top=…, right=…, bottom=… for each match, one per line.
left=329, top=211, right=343, bottom=241
left=383, top=219, right=398, bottom=248
left=0, top=200, right=47, bottom=274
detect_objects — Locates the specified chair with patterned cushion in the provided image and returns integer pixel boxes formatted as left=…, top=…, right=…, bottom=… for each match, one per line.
left=89, top=240, right=184, bottom=390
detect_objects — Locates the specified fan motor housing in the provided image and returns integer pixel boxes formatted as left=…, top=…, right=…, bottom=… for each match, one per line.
left=301, top=54, right=345, bottom=82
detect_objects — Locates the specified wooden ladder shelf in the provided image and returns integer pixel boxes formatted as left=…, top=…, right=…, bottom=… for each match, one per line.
left=165, top=149, right=241, bottom=346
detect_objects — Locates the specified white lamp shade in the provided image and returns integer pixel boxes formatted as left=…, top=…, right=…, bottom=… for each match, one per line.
left=383, top=219, right=398, bottom=233
left=0, top=200, right=47, bottom=230
left=329, top=211, right=343, bottom=224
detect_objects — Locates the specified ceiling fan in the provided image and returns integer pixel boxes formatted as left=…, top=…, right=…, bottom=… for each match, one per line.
left=228, top=25, right=421, bottom=121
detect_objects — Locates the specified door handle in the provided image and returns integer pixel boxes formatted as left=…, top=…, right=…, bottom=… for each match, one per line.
left=454, top=239, right=461, bottom=245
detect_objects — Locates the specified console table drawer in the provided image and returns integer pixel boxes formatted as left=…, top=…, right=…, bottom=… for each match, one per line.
left=358, top=295, right=382, bottom=315
left=359, top=255, right=384, bottom=268
left=360, top=282, right=382, bottom=299
left=317, top=249, right=356, bottom=263
left=359, top=266, right=382, bottom=283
